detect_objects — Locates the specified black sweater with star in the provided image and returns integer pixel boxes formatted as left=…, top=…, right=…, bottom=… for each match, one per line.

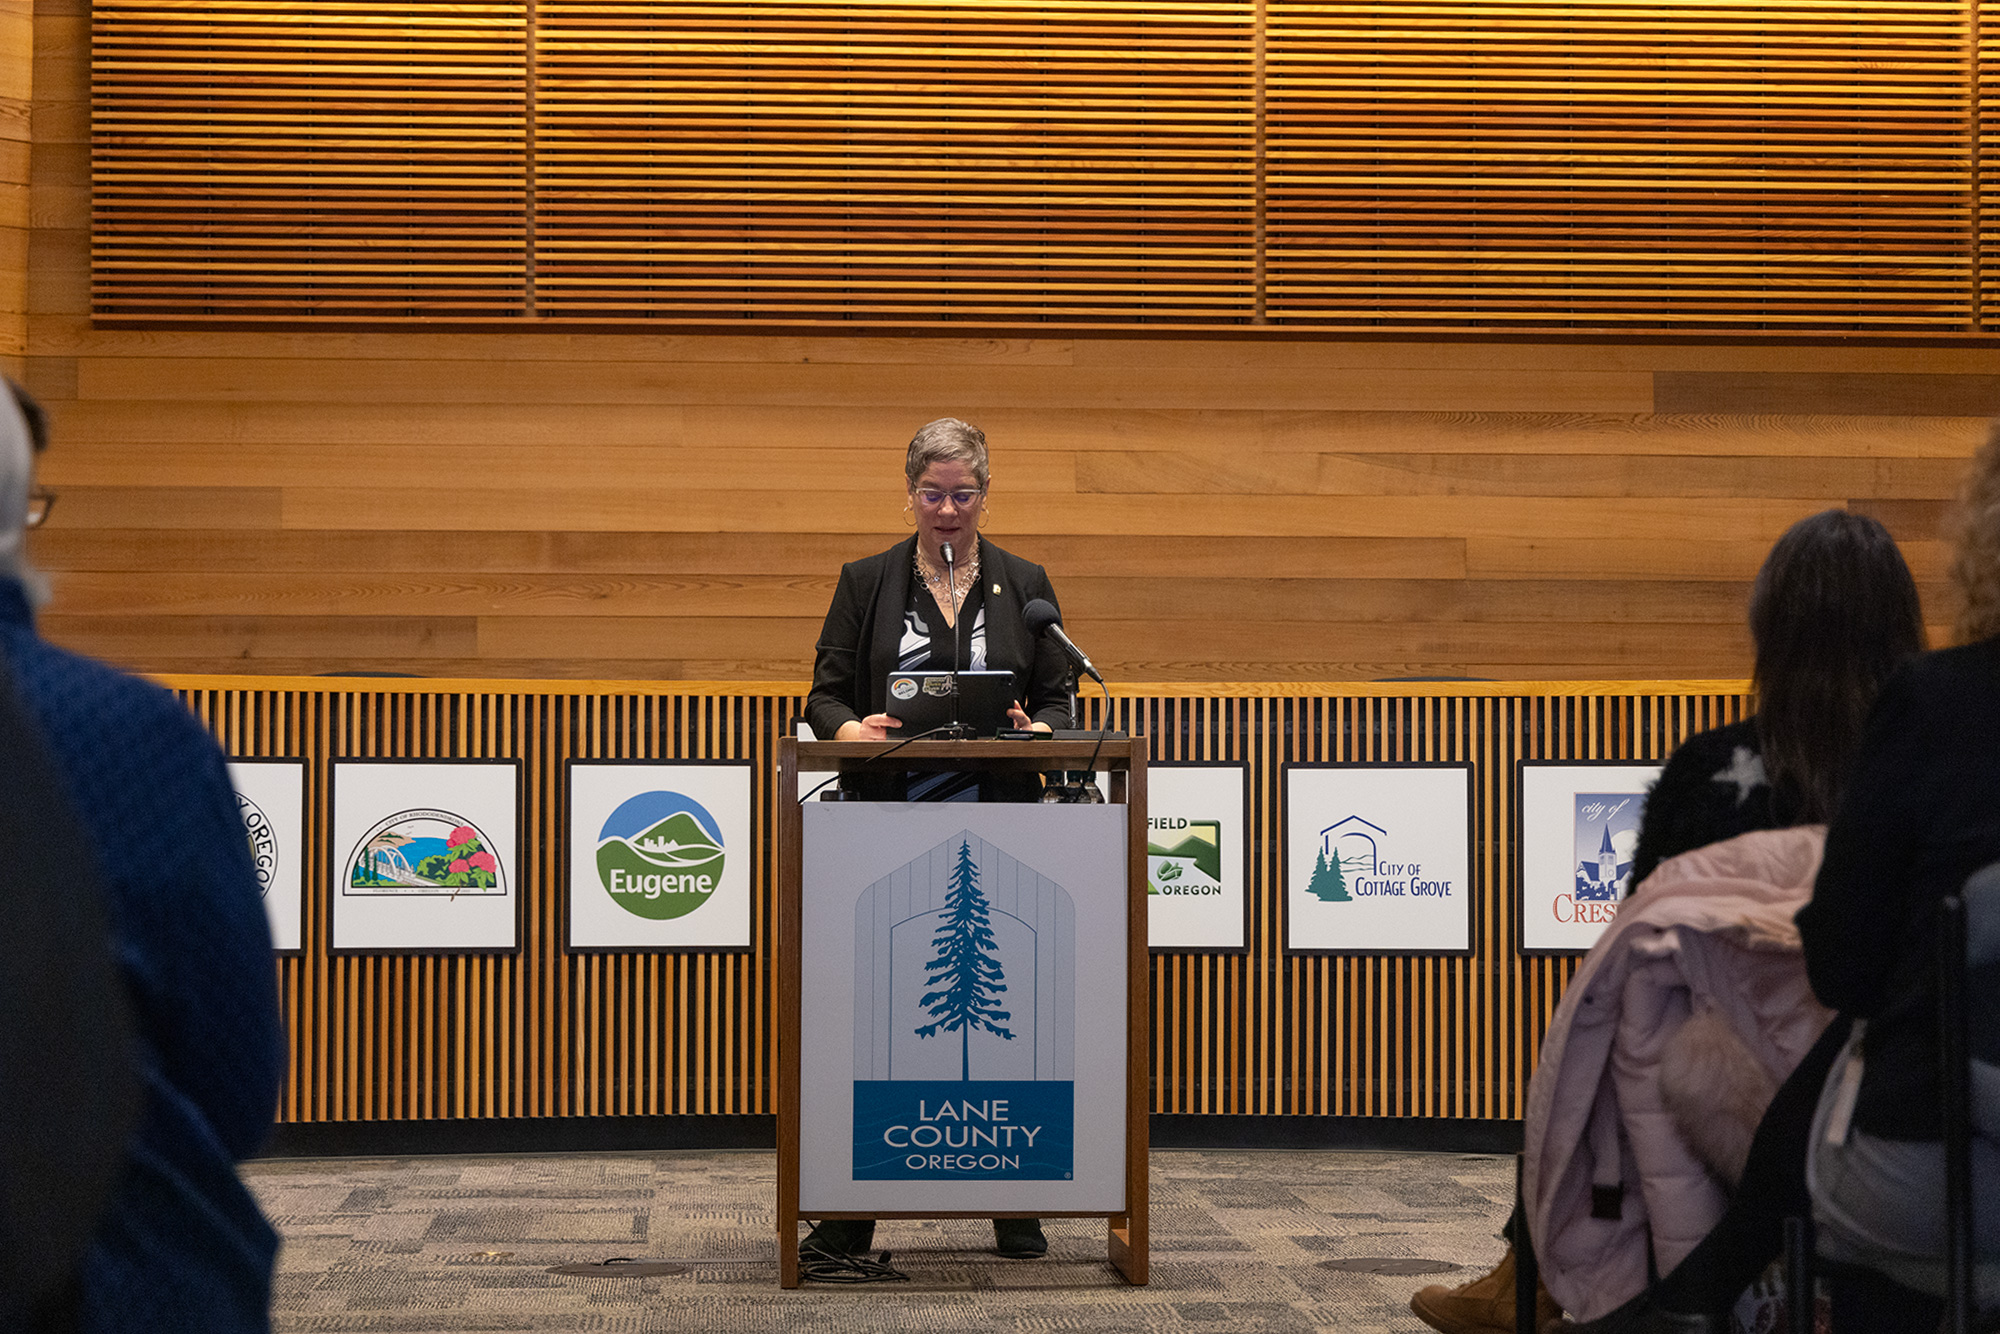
left=1627, top=717, right=1798, bottom=895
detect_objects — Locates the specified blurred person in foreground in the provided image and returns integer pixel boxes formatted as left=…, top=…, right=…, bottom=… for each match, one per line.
left=0, top=661, right=140, bottom=1330
left=0, top=380, right=283, bottom=1332
left=1412, top=509, right=1926, bottom=1334
left=802, top=417, right=1071, bottom=1260
left=1795, top=425, right=2000, bottom=1331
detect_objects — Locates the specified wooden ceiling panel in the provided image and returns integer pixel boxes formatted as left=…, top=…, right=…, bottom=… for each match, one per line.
left=89, top=1, right=1995, bottom=335
left=1264, top=0, right=1975, bottom=332
left=92, top=0, right=528, bottom=318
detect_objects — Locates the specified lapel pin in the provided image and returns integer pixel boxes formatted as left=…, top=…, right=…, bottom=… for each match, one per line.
left=992, top=583, right=1001, bottom=594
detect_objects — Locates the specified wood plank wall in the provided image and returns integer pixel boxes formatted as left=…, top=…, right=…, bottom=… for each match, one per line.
left=0, top=0, right=27, bottom=372
left=182, top=674, right=1745, bottom=1125
left=21, top=0, right=2000, bottom=684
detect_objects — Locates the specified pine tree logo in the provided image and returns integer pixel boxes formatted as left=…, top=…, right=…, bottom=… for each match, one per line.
left=1309, top=847, right=1353, bottom=902
left=914, top=838, right=1016, bottom=1080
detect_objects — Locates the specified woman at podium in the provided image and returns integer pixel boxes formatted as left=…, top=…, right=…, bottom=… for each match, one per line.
left=801, top=417, right=1071, bottom=1260
left=805, top=417, right=1073, bottom=802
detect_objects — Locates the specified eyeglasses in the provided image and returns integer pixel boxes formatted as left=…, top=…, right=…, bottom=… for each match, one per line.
left=25, top=488, right=54, bottom=529
left=914, top=488, right=984, bottom=510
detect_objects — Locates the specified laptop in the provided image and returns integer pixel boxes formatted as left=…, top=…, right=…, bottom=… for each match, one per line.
left=882, top=670, right=1017, bottom=737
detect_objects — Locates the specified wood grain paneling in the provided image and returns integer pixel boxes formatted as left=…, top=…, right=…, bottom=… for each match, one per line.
left=178, top=675, right=1743, bottom=1125
left=1265, top=1, right=1976, bottom=333
left=85, top=2, right=2000, bottom=336
left=1655, top=372, right=2000, bottom=416
left=18, top=0, right=1996, bottom=684
left=91, top=0, right=528, bottom=319
left=0, top=0, right=29, bottom=368
left=532, top=1, right=1256, bottom=324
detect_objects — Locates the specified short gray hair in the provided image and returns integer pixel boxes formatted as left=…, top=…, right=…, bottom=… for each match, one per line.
left=904, top=418, right=989, bottom=490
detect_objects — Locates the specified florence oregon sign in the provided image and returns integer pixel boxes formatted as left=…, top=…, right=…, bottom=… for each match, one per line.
left=850, top=831, right=1076, bottom=1182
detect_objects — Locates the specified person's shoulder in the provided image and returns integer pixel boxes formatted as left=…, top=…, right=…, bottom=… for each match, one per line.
left=6, top=629, right=202, bottom=740
left=1663, top=718, right=1758, bottom=768
left=1855, top=640, right=2000, bottom=739
left=1646, top=717, right=1765, bottom=815
left=839, top=539, right=912, bottom=581
left=1900, top=638, right=2000, bottom=694
left=4, top=629, right=229, bottom=822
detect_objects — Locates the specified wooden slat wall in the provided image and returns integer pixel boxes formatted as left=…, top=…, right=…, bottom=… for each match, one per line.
left=0, top=0, right=27, bottom=369
left=91, top=1, right=527, bottom=319
left=177, top=674, right=1745, bottom=1124
left=85, top=0, right=2000, bottom=334
left=20, top=334, right=1991, bottom=682
left=533, top=2, right=1256, bottom=323
left=22, top=1, right=2000, bottom=690
left=184, top=679, right=794, bottom=1121
left=1265, top=1, right=1974, bottom=331
left=1985, top=1, right=1998, bottom=329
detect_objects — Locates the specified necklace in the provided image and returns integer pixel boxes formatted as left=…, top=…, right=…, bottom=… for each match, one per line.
left=914, top=541, right=980, bottom=604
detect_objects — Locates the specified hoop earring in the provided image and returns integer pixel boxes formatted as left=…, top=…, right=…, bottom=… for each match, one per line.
left=979, top=509, right=990, bottom=529
left=903, top=505, right=915, bottom=527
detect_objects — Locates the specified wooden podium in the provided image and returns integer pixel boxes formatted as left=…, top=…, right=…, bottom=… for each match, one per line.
left=775, top=738, right=1149, bottom=1287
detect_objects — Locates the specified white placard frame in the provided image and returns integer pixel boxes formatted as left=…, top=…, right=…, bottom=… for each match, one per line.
left=329, top=759, right=521, bottom=954
left=564, top=759, right=754, bottom=952
left=1517, top=760, right=1662, bottom=954
left=1146, top=761, right=1250, bottom=954
left=228, top=758, right=308, bottom=955
left=1282, top=762, right=1476, bottom=957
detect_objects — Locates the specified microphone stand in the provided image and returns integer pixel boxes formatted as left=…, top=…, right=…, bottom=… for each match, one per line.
left=941, top=540, right=968, bottom=741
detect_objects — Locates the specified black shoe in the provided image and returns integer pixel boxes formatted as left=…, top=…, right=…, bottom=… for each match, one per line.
left=993, top=1217, right=1047, bottom=1259
left=800, top=1219, right=876, bottom=1257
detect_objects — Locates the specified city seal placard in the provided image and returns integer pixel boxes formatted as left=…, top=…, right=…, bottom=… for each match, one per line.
left=594, top=790, right=727, bottom=922
left=346, top=809, right=506, bottom=896
left=237, top=792, right=278, bottom=897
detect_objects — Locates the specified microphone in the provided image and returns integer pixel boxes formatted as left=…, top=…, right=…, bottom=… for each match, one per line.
left=1022, top=598, right=1103, bottom=685
left=941, top=542, right=964, bottom=734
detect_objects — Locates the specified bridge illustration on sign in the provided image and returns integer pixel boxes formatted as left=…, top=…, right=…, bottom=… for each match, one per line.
left=346, top=810, right=504, bottom=897
left=853, top=830, right=1074, bottom=1085
left=362, top=831, right=427, bottom=887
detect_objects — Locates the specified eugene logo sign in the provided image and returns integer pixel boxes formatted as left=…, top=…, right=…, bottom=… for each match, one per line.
left=852, top=838, right=1075, bottom=1181
left=595, top=791, right=726, bottom=921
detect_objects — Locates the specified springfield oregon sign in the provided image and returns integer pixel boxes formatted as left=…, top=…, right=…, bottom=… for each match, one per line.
left=799, top=802, right=1129, bottom=1216
left=1144, top=763, right=1248, bottom=951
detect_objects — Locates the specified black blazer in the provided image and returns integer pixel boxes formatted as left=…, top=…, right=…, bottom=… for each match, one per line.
left=806, top=534, right=1073, bottom=743
left=1798, top=635, right=2000, bottom=1140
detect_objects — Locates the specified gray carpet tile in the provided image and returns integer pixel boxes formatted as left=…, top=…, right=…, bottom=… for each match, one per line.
left=244, top=1148, right=1515, bottom=1332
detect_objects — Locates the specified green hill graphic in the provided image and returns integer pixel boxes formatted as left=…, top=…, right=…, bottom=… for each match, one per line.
left=596, top=810, right=724, bottom=921
left=1146, top=822, right=1222, bottom=882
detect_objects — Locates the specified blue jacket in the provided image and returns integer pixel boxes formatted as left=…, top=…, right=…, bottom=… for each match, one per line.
left=0, top=580, right=281, bottom=1332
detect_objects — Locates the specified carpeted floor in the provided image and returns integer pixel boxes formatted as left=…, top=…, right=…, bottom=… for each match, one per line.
left=245, top=1148, right=1515, bottom=1332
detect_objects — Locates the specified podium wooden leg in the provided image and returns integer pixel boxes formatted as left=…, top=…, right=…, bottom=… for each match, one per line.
left=778, top=1208, right=800, bottom=1288
left=1108, top=1213, right=1149, bottom=1285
